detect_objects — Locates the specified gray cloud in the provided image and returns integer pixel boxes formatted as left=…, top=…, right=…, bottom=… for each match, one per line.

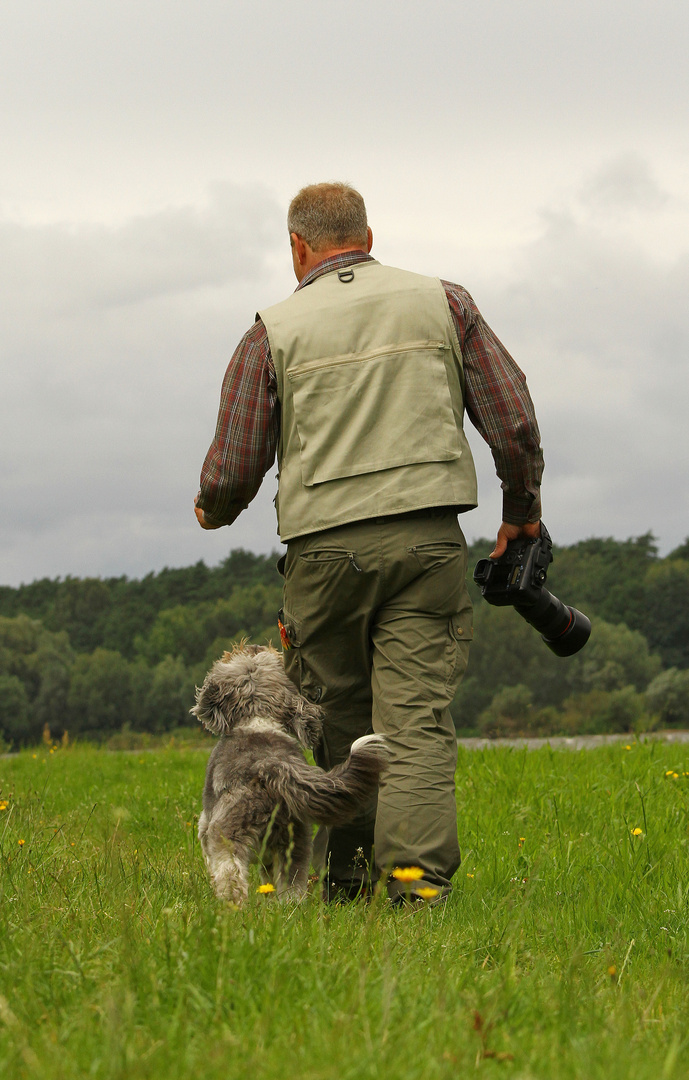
left=1, top=1, right=687, bottom=233
left=0, top=184, right=288, bottom=585
left=579, top=154, right=670, bottom=217
left=1, top=3, right=688, bottom=583
left=3, top=156, right=688, bottom=586
left=462, top=161, right=689, bottom=552
left=0, top=183, right=283, bottom=318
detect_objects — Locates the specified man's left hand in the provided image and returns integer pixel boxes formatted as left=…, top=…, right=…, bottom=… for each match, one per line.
left=489, top=520, right=541, bottom=559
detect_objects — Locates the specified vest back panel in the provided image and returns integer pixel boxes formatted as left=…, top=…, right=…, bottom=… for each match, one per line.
left=259, top=261, right=478, bottom=540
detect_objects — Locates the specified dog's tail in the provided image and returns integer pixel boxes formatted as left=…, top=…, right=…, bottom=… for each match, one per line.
left=265, top=734, right=389, bottom=825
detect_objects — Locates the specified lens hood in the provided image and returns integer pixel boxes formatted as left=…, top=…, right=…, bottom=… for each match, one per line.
left=541, top=607, right=591, bottom=657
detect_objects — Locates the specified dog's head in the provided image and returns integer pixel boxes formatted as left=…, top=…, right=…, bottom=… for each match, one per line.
left=191, top=643, right=322, bottom=750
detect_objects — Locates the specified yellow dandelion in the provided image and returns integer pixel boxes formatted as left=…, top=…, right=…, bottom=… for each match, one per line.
left=631, top=827, right=643, bottom=836
left=391, top=866, right=424, bottom=882
left=608, top=965, right=617, bottom=977
left=466, top=873, right=475, bottom=878
left=257, top=883, right=275, bottom=894
left=0, top=802, right=7, bottom=811
left=673, top=773, right=679, bottom=779
left=32, top=754, right=37, bottom=759
left=666, top=770, right=675, bottom=777
left=18, top=839, right=25, bottom=847
left=624, top=745, right=632, bottom=751
left=415, top=887, right=440, bottom=900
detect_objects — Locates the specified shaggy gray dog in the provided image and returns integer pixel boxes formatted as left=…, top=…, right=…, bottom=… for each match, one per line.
left=192, top=644, right=387, bottom=905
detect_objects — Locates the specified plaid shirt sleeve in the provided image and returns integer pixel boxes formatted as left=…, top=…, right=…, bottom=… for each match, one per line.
left=442, top=281, right=544, bottom=524
left=196, top=318, right=279, bottom=527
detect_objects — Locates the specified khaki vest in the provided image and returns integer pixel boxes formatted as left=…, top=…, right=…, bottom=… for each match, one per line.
left=259, top=260, right=478, bottom=541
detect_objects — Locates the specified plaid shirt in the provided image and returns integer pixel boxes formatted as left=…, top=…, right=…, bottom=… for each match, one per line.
left=198, top=252, right=544, bottom=529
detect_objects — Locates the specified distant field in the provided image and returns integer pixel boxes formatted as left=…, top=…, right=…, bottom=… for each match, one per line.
left=2, top=742, right=689, bottom=1079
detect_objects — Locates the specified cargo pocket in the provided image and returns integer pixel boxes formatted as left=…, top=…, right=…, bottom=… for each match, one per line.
left=277, top=608, right=301, bottom=694
left=446, top=609, right=473, bottom=693
left=277, top=608, right=323, bottom=704
left=277, top=607, right=301, bottom=648
left=288, top=342, right=462, bottom=486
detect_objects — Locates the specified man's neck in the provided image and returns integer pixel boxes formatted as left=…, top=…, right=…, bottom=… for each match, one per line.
left=292, top=226, right=374, bottom=282
left=296, top=246, right=362, bottom=283
left=296, top=250, right=373, bottom=290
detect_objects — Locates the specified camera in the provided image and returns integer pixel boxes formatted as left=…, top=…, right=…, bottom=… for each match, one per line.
left=473, top=524, right=591, bottom=657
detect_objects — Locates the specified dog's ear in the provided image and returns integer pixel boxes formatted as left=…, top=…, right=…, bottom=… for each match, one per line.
left=288, top=694, right=323, bottom=750
left=190, top=674, right=236, bottom=736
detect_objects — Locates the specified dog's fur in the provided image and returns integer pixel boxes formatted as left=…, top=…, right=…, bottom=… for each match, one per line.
left=192, top=643, right=387, bottom=905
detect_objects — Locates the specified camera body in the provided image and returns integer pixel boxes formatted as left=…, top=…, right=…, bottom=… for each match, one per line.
left=473, top=524, right=591, bottom=657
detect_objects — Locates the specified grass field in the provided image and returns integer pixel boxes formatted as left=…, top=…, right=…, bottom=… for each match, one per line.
left=2, top=740, right=689, bottom=1079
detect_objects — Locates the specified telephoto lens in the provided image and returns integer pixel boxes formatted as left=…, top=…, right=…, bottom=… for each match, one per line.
left=513, top=588, right=591, bottom=657
left=473, top=524, right=591, bottom=656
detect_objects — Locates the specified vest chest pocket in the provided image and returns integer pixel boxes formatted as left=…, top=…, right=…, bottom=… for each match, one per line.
left=287, top=342, right=463, bottom=487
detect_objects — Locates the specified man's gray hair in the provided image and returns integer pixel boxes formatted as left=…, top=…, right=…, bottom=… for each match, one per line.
left=288, top=182, right=368, bottom=252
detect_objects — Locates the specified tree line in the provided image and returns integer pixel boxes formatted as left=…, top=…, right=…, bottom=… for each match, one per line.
left=1, top=536, right=688, bottom=746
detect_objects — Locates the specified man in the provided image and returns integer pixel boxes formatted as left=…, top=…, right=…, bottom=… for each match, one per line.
left=195, top=182, right=543, bottom=904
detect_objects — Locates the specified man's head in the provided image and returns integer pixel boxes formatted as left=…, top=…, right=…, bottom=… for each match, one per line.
left=288, top=182, right=373, bottom=281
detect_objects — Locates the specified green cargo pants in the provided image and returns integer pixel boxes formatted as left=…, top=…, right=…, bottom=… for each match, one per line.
left=278, top=509, right=473, bottom=898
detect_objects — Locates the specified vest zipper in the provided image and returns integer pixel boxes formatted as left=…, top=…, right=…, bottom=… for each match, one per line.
left=348, top=553, right=363, bottom=572
left=288, top=341, right=450, bottom=379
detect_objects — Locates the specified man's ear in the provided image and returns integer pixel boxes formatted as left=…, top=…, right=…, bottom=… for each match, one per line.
left=366, top=226, right=373, bottom=253
left=290, top=232, right=308, bottom=267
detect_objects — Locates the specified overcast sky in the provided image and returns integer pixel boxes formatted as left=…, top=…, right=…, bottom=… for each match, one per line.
left=1, top=0, right=687, bottom=586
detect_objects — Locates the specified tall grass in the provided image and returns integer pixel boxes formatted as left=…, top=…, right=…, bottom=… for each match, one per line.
left=1, top=741, right=689, bottom=1079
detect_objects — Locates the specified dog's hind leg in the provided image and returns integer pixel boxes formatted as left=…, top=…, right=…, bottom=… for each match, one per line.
left=208, top=844, right=251, bottom=904
left=203, top=818, right=251, bottom=905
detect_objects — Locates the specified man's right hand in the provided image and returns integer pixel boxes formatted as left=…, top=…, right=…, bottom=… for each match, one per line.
left=194, top=491, right=223, bottom=530
left=489, top=521, right=541, bottom=560
left=195, top=505, right=222, bottom=530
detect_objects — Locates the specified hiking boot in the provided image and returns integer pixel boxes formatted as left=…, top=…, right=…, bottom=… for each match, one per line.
left=322, top=879, right=371, bottom=904
left=388, top=884, right=451, bottom=909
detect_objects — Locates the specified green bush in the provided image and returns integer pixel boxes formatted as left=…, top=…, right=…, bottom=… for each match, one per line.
left=1, top=539, right=688, bottom=744
left=559, top=687, right=648, bottom=735
left=0, top=673, right=31, bottom=744
left=67, top=648, right=134, bottom=735
left=645, top=667, right=689, bottom=726
left=141, top=655, right=197, bottom=733
left=564, top=618, right=662, bottom=694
